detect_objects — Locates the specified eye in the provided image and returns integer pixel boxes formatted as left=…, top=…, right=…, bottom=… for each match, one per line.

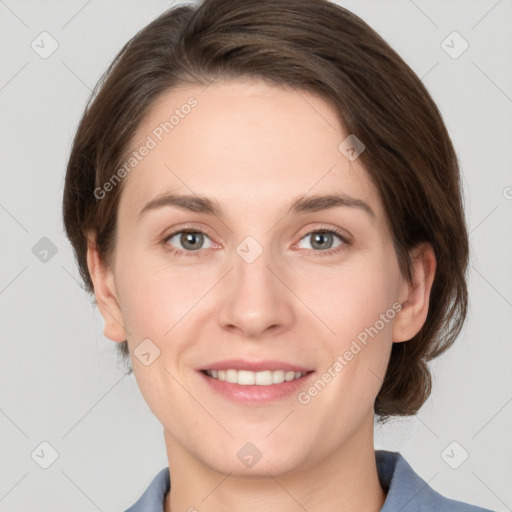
left=295, top=227, right=349, bottom=255
left=162, top=225, right=350, bottom=257
left=164, top=229, right=214, bottom=254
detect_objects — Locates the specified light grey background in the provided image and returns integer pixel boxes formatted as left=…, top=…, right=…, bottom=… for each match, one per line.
left=0, top=0, right=511, bottom=511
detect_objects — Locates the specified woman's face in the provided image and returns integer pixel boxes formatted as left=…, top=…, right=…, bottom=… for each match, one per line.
left=100, top=79, right=413, bottom=475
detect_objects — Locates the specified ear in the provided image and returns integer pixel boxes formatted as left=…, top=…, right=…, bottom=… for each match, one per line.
left=392, top=242, right=436, bottom=343
left=86, top=233, right=127, bottom=343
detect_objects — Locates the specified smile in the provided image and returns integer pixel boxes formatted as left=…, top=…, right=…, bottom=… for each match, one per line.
left=203, top=369, right=307, bottom=385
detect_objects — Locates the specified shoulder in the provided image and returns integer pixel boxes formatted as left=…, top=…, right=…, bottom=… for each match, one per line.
left=376, top=450, right=496, bottom=512
left=123, top=466, right=170, bottom=512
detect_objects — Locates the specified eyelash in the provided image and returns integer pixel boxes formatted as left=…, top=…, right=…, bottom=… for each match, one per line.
left=162, top=224, right=351, bottom=258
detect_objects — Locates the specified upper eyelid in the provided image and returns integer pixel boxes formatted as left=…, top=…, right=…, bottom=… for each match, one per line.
left=298, top=226, right=347, bottom=240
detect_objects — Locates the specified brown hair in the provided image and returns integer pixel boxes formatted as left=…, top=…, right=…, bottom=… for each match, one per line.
left=62, top=0, right=469, bottom=420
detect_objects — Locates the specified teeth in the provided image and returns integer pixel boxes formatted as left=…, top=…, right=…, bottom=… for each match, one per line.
left=205, top=369, right=306, bottom=385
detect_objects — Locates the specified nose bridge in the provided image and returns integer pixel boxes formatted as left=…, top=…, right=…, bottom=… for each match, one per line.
left=232, top=234, right=281, bottom=302
left=236, top=240, right=272, bottom=284
left=217, top=234, right=293, bottom=336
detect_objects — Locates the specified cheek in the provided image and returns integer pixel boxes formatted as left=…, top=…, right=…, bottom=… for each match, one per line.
left=301, top=251, right=400, bottom=396
left=295, top=263, right=398, bottom=431
left=113, top=245, right=207, bottom=338
left=302, top=255, right=399, bottom=342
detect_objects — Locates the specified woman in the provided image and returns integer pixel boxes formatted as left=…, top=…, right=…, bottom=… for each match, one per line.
left=62, top=0, right=495, bottom=510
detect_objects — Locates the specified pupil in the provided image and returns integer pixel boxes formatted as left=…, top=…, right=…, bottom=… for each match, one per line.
left=182, top=232, right=202, bottom=250
left=312, top=232, right=332, bottom=250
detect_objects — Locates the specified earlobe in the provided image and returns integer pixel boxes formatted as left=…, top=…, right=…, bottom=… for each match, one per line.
left=392, top=242, right=436, bottom=343
left=86, top=234, right=127, bottom=343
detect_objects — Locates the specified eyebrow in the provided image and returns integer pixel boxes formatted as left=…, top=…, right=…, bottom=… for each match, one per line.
left=138, top=192, right=375, bottom=220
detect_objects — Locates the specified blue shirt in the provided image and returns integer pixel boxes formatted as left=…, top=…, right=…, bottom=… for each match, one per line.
left=124, top=450, right=495, bottom=511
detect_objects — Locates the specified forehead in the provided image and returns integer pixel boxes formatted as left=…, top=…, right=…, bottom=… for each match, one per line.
left=118, top=78, right=385, bottom=225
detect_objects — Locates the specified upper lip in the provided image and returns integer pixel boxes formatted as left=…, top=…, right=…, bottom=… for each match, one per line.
left=199, top=359, right=314, bottom=373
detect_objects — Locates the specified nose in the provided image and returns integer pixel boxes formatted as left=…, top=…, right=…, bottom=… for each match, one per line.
left=217, top=243, right=295, bottom=339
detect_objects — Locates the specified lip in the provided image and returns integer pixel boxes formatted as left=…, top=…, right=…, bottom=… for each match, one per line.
left=197, top=360, right=316, bottom=405
left=198, top=359, right=313, bottom=373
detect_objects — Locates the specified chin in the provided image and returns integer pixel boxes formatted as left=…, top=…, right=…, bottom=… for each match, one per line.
left=200, top=439, right=310, bottom=478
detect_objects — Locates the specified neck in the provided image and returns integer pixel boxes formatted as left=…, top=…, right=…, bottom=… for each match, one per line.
left=163, top=414, right=386, bottom=512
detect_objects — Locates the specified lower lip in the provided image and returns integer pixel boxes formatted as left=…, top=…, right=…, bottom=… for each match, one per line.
left=198, top=371, right=315, bottom=404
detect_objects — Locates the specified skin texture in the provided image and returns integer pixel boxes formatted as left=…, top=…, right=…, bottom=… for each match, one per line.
left=87, top=78, right=435, bottom=512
